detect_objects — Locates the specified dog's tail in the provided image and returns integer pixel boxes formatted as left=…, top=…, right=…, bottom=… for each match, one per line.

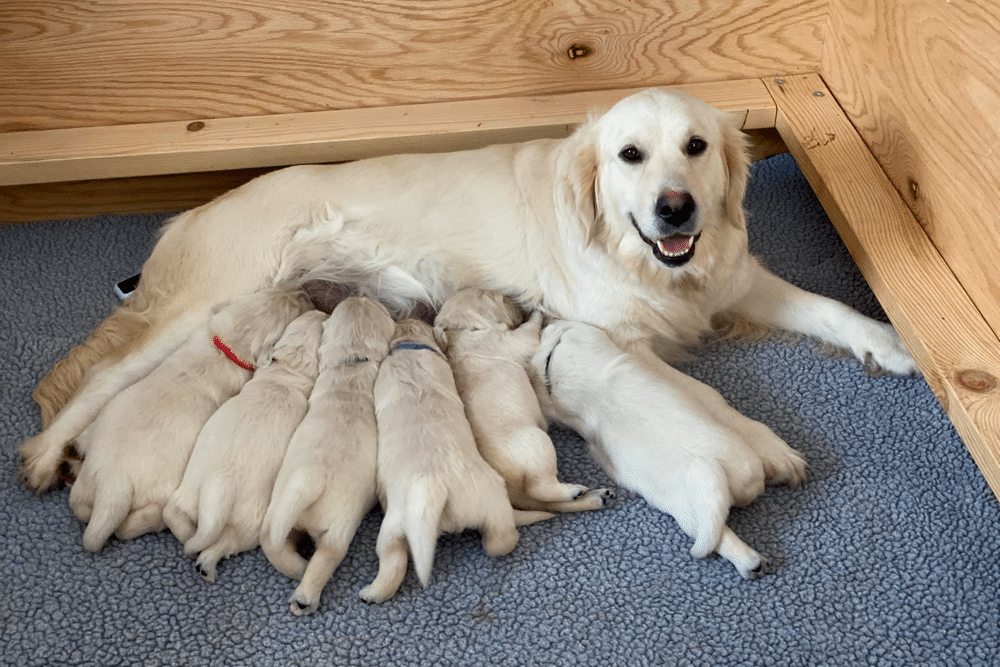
left=82, top=475, right=134, bottom=553
left=183, top=480, right=236, bottom=557
left=403, top=481, right=446, bottom=588
left=685, top=461, right=730, bottom=560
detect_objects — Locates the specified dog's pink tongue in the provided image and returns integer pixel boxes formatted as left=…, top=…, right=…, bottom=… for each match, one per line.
left=658, top=236, right=692, bottom=254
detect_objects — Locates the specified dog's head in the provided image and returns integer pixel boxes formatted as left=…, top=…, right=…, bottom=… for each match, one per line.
left=434, top=288, right=525, bottom=333
left=211, top=288, right=313, bottom=366
left=391, top=318, right=445, bottom=355
left=560, top=89, right=750, bottom=284
left=323, top=296, right=397, bottom=363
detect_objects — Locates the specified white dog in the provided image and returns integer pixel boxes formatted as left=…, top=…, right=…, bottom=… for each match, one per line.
left=24, top=88, right=917, bottom=494
left=162, top=309, right=326, bottom=582
left=434, top=288, right=612, bottom=513
left=532, top=320, right=808, bottom=579
left=360, top=319, right=551, bottom=603
left=260, top=297, right=396, bottom=615
left=66, top=288, right=312, bottom=552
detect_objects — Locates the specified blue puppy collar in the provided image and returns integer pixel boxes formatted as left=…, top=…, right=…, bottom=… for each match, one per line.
left=391, top=342, right=442, bottom=357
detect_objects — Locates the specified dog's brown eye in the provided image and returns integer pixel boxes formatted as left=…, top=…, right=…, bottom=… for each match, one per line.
left=619, top=146, right=643, bottom=164
left=686, top=137, right=707, bottom=156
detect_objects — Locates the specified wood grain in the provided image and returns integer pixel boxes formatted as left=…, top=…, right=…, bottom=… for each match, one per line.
left=822, top=0, right=1000, bottom=344
left=0, top=0, right=824, bottom=132
left=769, top=74, right=1000, bottom=499
left=0, top=79, right=774, bottom=187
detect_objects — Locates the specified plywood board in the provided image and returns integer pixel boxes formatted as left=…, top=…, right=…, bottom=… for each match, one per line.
left=768, top=73, right=1000, bottom=500
left=0, top=0, right=824, bottom=132
left=0, top=79, right=775, bottom=187
left=822, top=0, right=1000, bottom=346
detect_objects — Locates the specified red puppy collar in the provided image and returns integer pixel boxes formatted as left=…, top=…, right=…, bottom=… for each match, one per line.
left=213, top=335, right=255, bottom=373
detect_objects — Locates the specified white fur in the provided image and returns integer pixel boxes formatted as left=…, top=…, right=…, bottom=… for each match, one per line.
left=161, top=309, right=326, bottom=582
left=532, top=320, right=808, bottom=579
left=259, top=297, right=396, bottom=615
left=359, top=319, right=551, bottom=604
left=434, top=288, right=613, bottom=513
left=23, top=87, right=918, bottom=493
left=66, top=289, right=312, bottom=552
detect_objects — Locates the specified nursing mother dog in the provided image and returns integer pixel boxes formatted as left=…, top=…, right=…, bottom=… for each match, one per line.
left=21, top=88, right=918, bottom=492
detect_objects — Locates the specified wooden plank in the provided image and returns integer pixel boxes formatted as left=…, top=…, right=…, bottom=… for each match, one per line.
left=0, top=0, right=824, bottom=132
left=0, top=79, right=774, bottom=187
left=822, top=0, right=1000, bottom=344
left=767, top=73, right=1000, bottom=499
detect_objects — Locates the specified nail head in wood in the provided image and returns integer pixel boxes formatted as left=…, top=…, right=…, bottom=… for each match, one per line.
left=956, top=369, right=997, bottom=393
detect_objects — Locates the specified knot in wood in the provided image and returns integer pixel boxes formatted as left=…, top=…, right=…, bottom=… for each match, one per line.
left=955, top=369, right=997, bottom=393
left=908, top=178, right=920, bottom=201
left=567, top=44, right=592, bottom=60
left=186, top=121, right=206, bottom=132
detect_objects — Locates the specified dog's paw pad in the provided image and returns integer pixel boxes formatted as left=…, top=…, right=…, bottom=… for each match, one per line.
left=289, top=595, right=318, bottom=616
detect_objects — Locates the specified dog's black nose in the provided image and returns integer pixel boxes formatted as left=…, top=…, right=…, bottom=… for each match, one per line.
left=655, top=191, right=696, bottom=227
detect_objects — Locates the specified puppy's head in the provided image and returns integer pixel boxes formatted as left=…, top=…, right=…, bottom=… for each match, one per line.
left=562, top=88, right=750, bottom=284
left=391, top=318, right=443, bottom=355
left=324, top=296, right=396, bottom=363
left=211, top=288, right=313, bottom=365
left=434, top=288, right=525, bottom=333
left=267, top=309, right=327, bottom=376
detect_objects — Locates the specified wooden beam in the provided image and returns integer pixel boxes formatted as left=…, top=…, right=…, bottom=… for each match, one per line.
left=767, top=73, right=1000, bottom=499
left=0, top=79, right=775, bottom=188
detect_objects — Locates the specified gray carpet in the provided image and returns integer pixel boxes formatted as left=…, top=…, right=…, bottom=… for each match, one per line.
left=2, top=154, right=997, bottom=667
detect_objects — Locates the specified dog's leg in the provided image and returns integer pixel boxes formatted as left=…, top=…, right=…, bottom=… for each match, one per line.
left=162, top=492, right=199, bottom=545
left=478, top=504, right=520, bottom=558
left=289, top=534, right=352, bottom=615
left=516, top=488, right=616, bottom=514
left=359, top=529, right=410, bottom=604
left=19, top=310, right=208, bottom=493
left=730, top=262, right=919, bottom=376
left=193, top=531, right=242, bottom=583
left=184, top=481, right=236, bottom=557
left=68, top=466, right=96, bottom=523
left=115, top=504, right=166, bottom=540
left=81, top=475, right=134, bottom=552
left=512, top=509, right=556, bottom=526
left=715, top=527, right=768, bottom=580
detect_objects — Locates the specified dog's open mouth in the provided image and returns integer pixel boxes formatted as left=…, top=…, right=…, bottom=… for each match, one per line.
left=631, top=216, right=699, bottom=267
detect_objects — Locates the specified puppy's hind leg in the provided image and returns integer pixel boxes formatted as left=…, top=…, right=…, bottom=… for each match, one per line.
left=81, top=476, right=134, bottom=552
left=162, top=492, right=199, bottom=545
left=193, top=530, right=242, bottom=583
left=289, top=530, right=353, bottom=615
left=715, top=527, right=768, bottom=580
left=359, top=529, right=410, bottom=604
left=115, top=503, right=166, bottom=540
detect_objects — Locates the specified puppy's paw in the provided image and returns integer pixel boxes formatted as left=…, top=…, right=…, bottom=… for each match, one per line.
left=358, top=584, right=392, bottom=604
left=56, top=443, right=85, bottom=486
left=18, top=434, right=65, bottom=493
left=195, top=559, right=217, bottom=584
left=591, top=488, right=615, bottom=507
left=854, top=324, right=920, bottom=377
left=288, top=591, right=319, bottom=616
left=739, top=555, right=772, bottom=581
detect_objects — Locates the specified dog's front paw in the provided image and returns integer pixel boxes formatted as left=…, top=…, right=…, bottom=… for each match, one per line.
left=586, top=488, right=616, bottom=508
left=195, top=558, right=217, bottom=584
left=56, top=443, right=85, bottom=487
left=854, top=324, right=920, bottom=377
left=740, top=555, right=772, bottom=581
left=289, top=591, right=319, bottom=616
left=18, top=433, right=65, bottom=493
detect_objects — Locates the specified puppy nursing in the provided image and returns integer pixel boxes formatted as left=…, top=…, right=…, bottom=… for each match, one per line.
left=260, top=297, right=395, bottom=615
left=434, top=288, right=611, bottom=513
left=360, top=318, right=550, bottom=603
left=67, top=288, right=311, bottom=552
left=534, top=320, right=807, bottom=579
left=162, top=309, right=326, bottom=582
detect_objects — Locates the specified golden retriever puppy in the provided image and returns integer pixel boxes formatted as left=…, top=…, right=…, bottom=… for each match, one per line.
left=260, top=297, right=395, bottom=615
left=360, top=319, right=551, bottom=603
left=532, top=320, right=807, bottom=580
left=66, top=288, right=311, bottom=552
left=162, top=309, right=326, bottom=582
left=434, top=288, right=612, bottom=513
left=28, top=88, right=918, bottom=493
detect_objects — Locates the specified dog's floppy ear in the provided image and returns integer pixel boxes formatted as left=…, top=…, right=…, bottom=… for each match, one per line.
left=721, top=118, right=751, bottom=229
left=557, top=121, right=606, bottom=246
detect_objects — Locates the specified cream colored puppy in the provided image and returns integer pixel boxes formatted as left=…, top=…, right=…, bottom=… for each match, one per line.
left=434, top=288, right=613, bottom=513
left=67, top=288, right=312, bottom=552
left=260, top=297, right=395, bottom=615
left=360, top=319, right=551, bottom=603
left=532, top=320, right=807, bottom=580
left=162, top=309, right=326, bottom=582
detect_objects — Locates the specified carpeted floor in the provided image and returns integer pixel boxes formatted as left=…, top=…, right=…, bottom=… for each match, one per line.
left=2, top=154, right=997, bottom=667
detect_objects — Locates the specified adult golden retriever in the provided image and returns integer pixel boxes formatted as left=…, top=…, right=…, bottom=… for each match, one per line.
left=21, top=88, right=917, bottom=492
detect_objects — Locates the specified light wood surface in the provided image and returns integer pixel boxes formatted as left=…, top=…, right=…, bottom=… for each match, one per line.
left=822, top=0, right=1000, bottom=344
left=769, top=74, right=1000, bottom=499
left=0, top=80, right=775, bottom=187
left=0, top=0, right=823, bottom=132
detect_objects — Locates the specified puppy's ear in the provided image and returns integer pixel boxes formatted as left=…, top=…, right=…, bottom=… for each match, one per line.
left=721, top=118, right=751, bottom=229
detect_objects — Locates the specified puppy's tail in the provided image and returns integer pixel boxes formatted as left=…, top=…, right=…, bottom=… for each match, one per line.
left=183, top=480, right=235, bottom=557
left=260, top=473, right=323, bottom=579
left=82, top=475, right=133, bottom=553
left=403, top=481, right=446, bottom=589
left=686, top=461, right=730, bottom=560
